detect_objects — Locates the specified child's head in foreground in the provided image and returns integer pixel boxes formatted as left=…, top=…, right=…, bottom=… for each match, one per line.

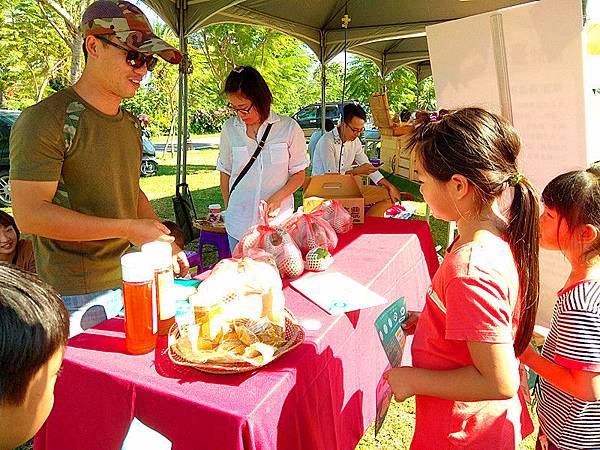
left=540, top=163, right=600, bottom=263
left=0, top=263, right=69, bottom=450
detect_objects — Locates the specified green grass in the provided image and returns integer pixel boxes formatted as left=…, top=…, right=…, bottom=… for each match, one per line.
left=3, top=149, right=537, bottom=450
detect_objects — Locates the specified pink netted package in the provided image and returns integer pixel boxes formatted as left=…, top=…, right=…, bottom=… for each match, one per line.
left=312, top=200, right=353, bottom=234
left=282, top=210, right=338, bottom=256
left=233, top=202, right=304, bottom=279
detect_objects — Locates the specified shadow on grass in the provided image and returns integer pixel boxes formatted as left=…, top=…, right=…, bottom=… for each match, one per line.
left=156, top=163, right=216, bottom=177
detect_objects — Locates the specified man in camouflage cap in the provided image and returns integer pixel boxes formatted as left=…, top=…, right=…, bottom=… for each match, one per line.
left=9, top=0, right=188, bottom=337
left=80, top=0, right=182, bottom=65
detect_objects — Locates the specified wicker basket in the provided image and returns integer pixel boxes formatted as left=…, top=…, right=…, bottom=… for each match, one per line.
left=369, top=92, right=414, bottom=137
left=168, top=309, right=304, bottom=374
left=192, top=218, right=226, bottom=234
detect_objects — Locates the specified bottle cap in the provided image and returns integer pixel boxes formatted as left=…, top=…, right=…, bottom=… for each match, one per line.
left=121, top=252, right=154, bottom=282
left=141, top=241, right=173, bottom=270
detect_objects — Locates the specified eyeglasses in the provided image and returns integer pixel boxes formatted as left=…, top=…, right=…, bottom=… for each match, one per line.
left=344, top=122, right=365, bottom=134
left=96, top=35, right=158, bottom=71
left=228, top=102, right=254, bottom=115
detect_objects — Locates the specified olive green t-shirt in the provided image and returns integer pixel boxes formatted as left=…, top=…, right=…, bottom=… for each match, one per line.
left=9, top=88, right=142, bottom=295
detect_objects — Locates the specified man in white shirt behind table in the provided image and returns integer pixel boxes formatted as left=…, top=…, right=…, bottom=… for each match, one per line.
left=312, top=103, right=401, bottom=204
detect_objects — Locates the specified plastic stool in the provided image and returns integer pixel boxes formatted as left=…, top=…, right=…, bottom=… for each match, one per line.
left=197, top=229, right=231, bottom=273
left=184, top=250, right=201, bottom=270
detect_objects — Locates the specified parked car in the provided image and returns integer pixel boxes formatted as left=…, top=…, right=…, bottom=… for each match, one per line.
left=0, top=109, right=20, bottom=207
left=140, top=135, right=158, bottom=177
left=291, top=101, right=381, bottom=142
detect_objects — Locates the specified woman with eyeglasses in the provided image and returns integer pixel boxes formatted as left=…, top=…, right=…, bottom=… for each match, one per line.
left=0, top=211, right=36, bottom=273
left=217, top=66, right=309, bottom=252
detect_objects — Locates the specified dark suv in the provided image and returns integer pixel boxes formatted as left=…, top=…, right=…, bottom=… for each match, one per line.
left=292, top=101, right=380, bottom=141
left=292, top=102, right=346, bottom=138
left=0, top=109, right=20, bottom=207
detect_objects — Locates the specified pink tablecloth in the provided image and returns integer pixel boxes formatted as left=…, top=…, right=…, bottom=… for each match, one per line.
left=35, top=217, right=439, bottom=450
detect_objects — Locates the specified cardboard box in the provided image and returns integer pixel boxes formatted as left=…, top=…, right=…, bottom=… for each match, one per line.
left=303, top=174, right=365, bottom=224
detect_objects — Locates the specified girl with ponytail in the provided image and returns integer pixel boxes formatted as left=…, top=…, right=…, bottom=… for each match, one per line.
left=384, top=107, right=539, bottom=449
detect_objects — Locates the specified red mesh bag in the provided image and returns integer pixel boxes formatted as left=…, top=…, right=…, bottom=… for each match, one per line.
left=233, top=202, right=304, bottom=279
left=312, top=200, right=353, bottom=234
left=282, top=210, right=338, bottom=256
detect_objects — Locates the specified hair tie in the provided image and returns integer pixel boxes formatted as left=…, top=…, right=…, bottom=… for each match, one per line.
left=232, top=66, right=244, bottom=73
left=509, top=173, right=524, bottom=186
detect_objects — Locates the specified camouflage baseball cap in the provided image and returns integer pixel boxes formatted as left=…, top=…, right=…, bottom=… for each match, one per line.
left=80, top=0, right=182, bottom=64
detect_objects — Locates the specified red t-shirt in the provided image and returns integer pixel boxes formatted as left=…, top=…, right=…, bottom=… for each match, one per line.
left=410, top=233, right=533, bottom=449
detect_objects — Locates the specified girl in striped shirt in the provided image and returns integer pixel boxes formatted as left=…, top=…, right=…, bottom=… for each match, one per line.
left=521, top=164, right=600, bottom=450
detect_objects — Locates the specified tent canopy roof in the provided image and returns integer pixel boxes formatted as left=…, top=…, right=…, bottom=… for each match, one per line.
left=144, top=0, right=534, bottom=74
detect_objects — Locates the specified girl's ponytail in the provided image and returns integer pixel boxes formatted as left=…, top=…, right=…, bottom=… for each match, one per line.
left=507, top=177, right=540, bottom=355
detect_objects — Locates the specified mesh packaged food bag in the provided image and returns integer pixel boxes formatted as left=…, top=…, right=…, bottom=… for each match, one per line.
left=190, top=256, right=285, bottom=328
left=233, top=202, right=304, bottom=279
left=312, top=199, right=353, bottom=234
left=283, top=209, right=338, bottom=256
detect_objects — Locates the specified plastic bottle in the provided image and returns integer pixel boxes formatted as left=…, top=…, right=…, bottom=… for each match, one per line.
left=141, top=241, right=176, bottom=335
left=121, top=252, right=157, bottom=354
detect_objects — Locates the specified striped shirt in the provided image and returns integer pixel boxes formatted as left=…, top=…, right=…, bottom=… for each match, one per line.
left=537, top=280, right=600, bottom=450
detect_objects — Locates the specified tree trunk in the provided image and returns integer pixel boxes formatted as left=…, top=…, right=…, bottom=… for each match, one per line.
left=70, top=33, right=83, bottom=85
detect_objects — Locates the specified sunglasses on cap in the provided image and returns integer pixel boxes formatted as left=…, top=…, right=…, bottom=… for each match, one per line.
left=96, top=35, right=158, bottom=71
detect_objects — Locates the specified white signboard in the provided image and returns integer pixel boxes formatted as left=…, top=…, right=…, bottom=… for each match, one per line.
left=427, top=0, right=596, bottom=326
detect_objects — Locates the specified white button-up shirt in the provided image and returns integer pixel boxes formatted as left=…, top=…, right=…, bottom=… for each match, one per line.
left=216, top=111, right=309, bottom=240
left=311, top=127, right=384, bottom=184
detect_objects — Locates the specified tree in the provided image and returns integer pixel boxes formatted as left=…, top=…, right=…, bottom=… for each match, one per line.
left=190, top=23, right=315, bottom=117
left=35, top=0, right=91, bottom=84
left=0, top=0, right=70, bottom=108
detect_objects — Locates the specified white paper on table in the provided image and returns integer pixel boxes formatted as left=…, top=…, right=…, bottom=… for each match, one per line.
left=290, top=271, right=387, bottom=315
left=121, top=417, right=172, bottom=450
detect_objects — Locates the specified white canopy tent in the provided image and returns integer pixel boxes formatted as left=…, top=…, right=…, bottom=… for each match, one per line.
left=140, top=0, right=535, bottom=185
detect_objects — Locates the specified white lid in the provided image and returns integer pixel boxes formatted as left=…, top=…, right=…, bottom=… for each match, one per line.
left=121, top=252, right=154, bottom=282
left=208, top=203, right=221, bottom=210
left=140, top=241, right=173, bottom=269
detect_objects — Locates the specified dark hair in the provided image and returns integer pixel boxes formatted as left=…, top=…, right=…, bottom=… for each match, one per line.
left=400, top=110, right=411, bottom=122
left=223, top=66, right=272, bottom=123
left=162, top=220, right=185, bottom=249
left=411, top=107, right=540, bottom=356
left=343, top=103, right=366, bottom=123
left=542, top=164, right=600, bottom=261
left=324, top=119, right=335, bottom=132
left=0, top=264, right=69, bottom=405
left=0, top=211, right=19, bottom=242
left=82, top=35, right=109, bottom=62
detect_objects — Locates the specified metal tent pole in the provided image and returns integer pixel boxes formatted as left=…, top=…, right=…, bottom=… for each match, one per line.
left=175, top=0, right=185, bottom=192
left=320, top=30, right=326, bottom=131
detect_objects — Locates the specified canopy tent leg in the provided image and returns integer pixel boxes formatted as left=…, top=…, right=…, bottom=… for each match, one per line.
left=175, top=1, right=190, bottom=192
left=320, top=30, right=326, bottom=132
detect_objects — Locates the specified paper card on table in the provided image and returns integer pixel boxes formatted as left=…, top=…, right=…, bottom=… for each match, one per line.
left=374, top=297, right=408, bottom=367
left=121, top=417, right=172, bottom=450
left=375, top=367, right=393, bottom=438
left=290, top=271, right=387, bottom=315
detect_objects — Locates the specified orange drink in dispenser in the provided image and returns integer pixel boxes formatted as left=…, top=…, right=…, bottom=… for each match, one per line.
left=121, top=252, right=157, bottom=354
